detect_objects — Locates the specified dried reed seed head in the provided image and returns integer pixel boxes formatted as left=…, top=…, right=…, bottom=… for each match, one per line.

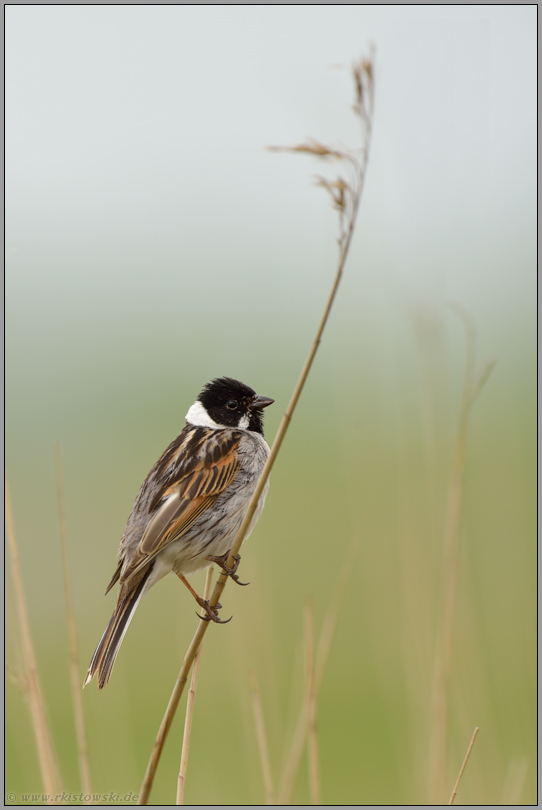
left=361, top=58, right=373, bottom=82
left=315, top=177, right=350, bottom=211
left=352, top=55, right=375, bottom=109
left=294, top=138, right=333, bottom=156
left=268, top=138, right=344, bottom=160
left=353, top=68, right=363, bottom=106
left=269, top=51, right=374, bottom=224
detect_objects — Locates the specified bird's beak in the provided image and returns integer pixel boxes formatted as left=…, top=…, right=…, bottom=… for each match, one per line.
left=249, top=395, right=275, bottom=410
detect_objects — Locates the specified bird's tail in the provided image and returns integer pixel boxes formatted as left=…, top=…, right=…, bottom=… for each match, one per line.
left=83, top=566, right=152, bottom=689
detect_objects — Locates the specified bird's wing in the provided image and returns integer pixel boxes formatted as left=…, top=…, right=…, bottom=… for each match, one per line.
left=119, top=430, right=241, bottom=585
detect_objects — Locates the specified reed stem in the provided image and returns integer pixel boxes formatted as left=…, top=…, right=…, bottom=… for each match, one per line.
left=6, top=477, right=60, bottom=803
left=138, top=55, right=374, bottom=805
left=56, top=445, right=93, bottom=800
left=176, top=566, right=214, bottom=804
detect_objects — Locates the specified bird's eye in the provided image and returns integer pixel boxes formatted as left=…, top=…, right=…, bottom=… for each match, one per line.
left=225, top=399, right=238, bottom=410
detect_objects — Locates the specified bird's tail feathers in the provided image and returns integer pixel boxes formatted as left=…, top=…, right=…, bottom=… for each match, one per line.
left=84, top=566, right=152, bottom=689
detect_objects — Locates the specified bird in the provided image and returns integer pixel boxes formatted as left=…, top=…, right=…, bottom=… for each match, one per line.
left=84, top=376, right=274, bottom=688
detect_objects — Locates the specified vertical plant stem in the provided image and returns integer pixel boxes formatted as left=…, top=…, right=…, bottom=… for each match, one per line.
left=278, top=538, right=358, bottom=804
left=500, top=757, right=529, bottom=805
left=249, top=667, right=276, bottom=805
left=448, top=727, right=479, bottom=805
left=5, top=477, right=60, bottom=804
left=427, top=305, right=494, bottom=802
left=278, top=687, right=309, bottom=806
left=138, top=55, right=374, bottom=805
left=138, top=608, right=212, bottom=804
left=428, top=351, right=471, bottom=800
left=56, top=445, right=93, bottom=800
left=314, top=538, right=360, bottom=694
left=176, top=566, right=214, bottom=805
left=305, top=596, right=320, bottom=806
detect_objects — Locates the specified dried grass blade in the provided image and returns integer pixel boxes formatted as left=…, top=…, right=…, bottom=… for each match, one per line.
left=138, top=52, right=374, bottom=805
left=176, top=566, right=214, bottom=805
left=279, top=539, right=358, bottom=804
left=249, top=667, right=276, bottom=805
left=448, top=727, right=479, bottom=805
left=428, top=305, right=494, bottom=802
left=315, top=538, right=359, bottom=693
left=56, top=445, right=93, bottom=800
left=5, top=476, right=60, bottom=803
left=305, top=597, right=320, bottom=806
left=138, top=603, right=212, bottom=804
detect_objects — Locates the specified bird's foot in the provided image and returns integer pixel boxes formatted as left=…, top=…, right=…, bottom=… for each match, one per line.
left=195, top=598, right=232, bottom=624
left=206, top=551, right=249, bottom=586
left=176, top=573, right=232, bottom=623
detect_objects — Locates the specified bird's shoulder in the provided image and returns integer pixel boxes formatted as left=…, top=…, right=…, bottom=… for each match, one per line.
left=145, top=425, right=243, bottom=512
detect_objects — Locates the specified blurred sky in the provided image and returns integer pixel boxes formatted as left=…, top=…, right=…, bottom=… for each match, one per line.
left=6, top=4, right=536, bottom=466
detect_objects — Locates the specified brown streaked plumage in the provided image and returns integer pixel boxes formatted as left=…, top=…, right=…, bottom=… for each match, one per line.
left=84, top=377, right=273, bottom=689
left=119, top=429, right=242, bottom=584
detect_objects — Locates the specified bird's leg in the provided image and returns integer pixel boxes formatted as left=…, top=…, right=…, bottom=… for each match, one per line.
left=206, top=551, right=249, bottom=586
left=176, top=574, right=232, bottom=624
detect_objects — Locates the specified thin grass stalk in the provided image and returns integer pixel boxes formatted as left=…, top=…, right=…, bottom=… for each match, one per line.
left=56, top=445, right=93, bottom=800
left=448, top=727, right=479, bottom=805
left=278, top=683, right=308, bottom=807
left=500, top=757, right=529, bottom=805
left=427, top=305, right=495, bottom=803
left=138, top=55, right=374, bottom=806
left=176, top=566, right=214, bottom=805
left=138, top=615, right=209, bottom=804
left=278, top=538, right=359, bottom=804
left=305, top=597, right=320, bottom=806
left=5, top=477, right=60, bottom=804
left=249, top=667, right=276, bottom=805
left=314, top=538, right=360, bottom=694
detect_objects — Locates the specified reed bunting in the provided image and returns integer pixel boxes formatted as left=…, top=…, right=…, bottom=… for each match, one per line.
left=84, top=377, right=274, bottom=688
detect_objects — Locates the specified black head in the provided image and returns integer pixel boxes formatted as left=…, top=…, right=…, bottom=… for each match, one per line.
left=198, top=377, right=274, bottom=435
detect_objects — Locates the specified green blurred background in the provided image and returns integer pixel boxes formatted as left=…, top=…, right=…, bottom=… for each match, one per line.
left=6, top=7, right=536, bottom=806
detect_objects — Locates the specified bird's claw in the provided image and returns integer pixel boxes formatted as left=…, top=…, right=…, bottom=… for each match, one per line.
left=196, top=599, right=232, bottom=624
left=206, top=552, right=250, bottom=586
